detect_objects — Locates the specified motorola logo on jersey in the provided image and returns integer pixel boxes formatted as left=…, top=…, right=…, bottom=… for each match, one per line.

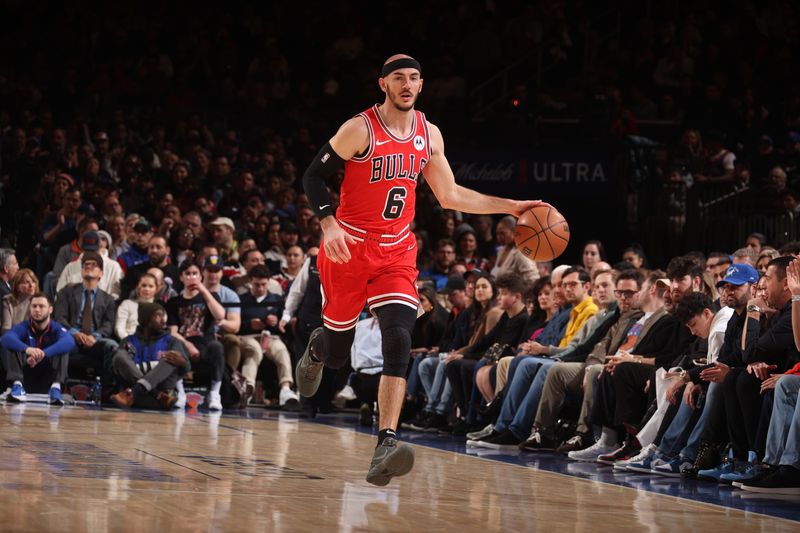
left=413, top=135, right=425, bottom=151
left=369, top=153, right=428, bottom=183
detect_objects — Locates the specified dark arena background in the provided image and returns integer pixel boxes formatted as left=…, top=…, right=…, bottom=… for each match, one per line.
left=1, top=0, right=800, bottom=531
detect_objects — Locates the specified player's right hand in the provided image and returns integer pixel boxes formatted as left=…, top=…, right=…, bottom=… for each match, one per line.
left=321, top=217, right=358, bottom=264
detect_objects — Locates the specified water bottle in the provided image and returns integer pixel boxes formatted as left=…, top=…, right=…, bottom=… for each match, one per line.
left=91, top=377, right=102, bottom=406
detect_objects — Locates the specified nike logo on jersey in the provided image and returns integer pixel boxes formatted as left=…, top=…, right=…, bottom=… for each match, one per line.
left=319, top=204, right=330, bottom=210
left=376, top=139, right=391, bottom=146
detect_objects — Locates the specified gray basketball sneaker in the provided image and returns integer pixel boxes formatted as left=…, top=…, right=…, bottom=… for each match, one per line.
left=295, top=327, right=324, bottom=397
left=365, top=437, right=415, bottom=486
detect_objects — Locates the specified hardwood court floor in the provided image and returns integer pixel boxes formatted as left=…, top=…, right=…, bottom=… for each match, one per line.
left=0, top=404, right=798, bottom=532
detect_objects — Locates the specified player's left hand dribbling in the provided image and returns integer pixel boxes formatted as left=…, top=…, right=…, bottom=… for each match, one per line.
left=510, top=200, right=550, bottom=218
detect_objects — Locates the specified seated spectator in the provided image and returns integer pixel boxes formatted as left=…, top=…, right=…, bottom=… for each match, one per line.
left=350, top=315, right=384, bottom=426
left=54, top=252, right=118, bottom=388
left=120, top=235, right=180, bottom=299
left=755, top=166, right=790, bottom=213
left=581, top=241, right=607, bottom=272
left=473, top=269, right=616, bottom=449
left=732, top=247, right=757, bottom=267
left=115, top=273, right=158, bottom=339
left=0, top=248, right=20, bottom=299
left=454, top=223, right=488, bottom=272
left=705, top=256, right=798, bottom=482
left=490, top=217, right=539, bottom=285
left=621, top=245, right=648, bottom=269
left=209, top=217, right=239, bottom=264
left=705, top=252, right=732, bottom=283
left=1, top=269, right=38, bottom=334
left=756, top=248, right=780, bottom=275
left=445, top=273, right=530, bottom=434
left=110, top=302, right=185, bottom=410
left=745, top=233, right=767, bottom=255
left=566, top=270, right=682, bottom=462
left=411, top=286, right=449, bottom=358
left=524, top=267, right=598, bottom=355
left=40, top=188, right=84, bottom=277
left=694, top=131, right=736, bottom=182
left=106, top=214, right=128, bottom=260
left=634, top=292, right=734, bottom=476
left=420, top=239, right=457, bottom=291
left=1, top=293, right=75, bottom=405
left=146, top=267, right=178, bottom=303
left=170, top=225, right=196, bottom=266
left=117, top=218, right=154, bottom=274
left=50, top=216, right=99, bottom=288
left=56, top=230, right=123, bottom=299
left=520, top=269, right=645, bottom=453
left=166, top=259, right=227, bottom=410
left=272, top=245, right=305, bottom=295
left=407, top=275, right=473, bottom=431
left=236, top=265, right=299, bottom=407
left=230, top=249, right=282, bottom=296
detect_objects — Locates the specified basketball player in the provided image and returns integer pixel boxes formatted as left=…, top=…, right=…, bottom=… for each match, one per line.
left=298, top=54, right=547, bottom=486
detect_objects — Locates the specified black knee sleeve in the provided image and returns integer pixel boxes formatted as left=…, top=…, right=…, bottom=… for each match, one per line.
left=320, top=327, right=356, bottom=369
left=374, top=304, right=417, bottom=378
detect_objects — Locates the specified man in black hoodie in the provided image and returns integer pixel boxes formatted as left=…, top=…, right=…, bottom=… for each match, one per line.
left=110, top=302, right=186, bottom=410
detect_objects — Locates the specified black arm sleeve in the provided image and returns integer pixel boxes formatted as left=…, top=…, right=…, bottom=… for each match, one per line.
left=302, top=142, right=347, bottom=220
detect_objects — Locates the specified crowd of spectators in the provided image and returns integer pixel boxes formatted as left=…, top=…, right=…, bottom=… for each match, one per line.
left=2, top=0, right=800, bottom=497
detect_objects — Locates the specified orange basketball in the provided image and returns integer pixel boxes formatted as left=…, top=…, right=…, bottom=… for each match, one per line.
left=514, top=205, right=570, bottom=262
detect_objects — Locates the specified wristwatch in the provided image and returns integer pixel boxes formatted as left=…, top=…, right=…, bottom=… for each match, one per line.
left=747, top=304, right=763, bottom=314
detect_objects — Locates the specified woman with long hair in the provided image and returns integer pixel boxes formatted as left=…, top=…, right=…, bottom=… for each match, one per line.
left=582, top=240, right=607, bottom=272
left=115, top=273, right=158, bottom=339
left=1, top=269, right=39, bottom=334
left=411, top=274, right=499, bottom=432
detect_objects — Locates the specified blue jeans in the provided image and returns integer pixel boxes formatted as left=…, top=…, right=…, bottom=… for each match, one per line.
left=418, top=356, right=453, bottom=415
left=679, top=381, right=723, bottom=461
left=494, top=357, right=556, bottom=440
left=659, top=386, right=704, bottom=457
left=764, top=375, right=800, bottom=468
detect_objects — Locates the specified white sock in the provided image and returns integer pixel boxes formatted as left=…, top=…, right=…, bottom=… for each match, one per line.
left=176, top=380, right=185, bottom=395
left=13, top=380, right=22, bottom=387
left=51, top=382, right=60, bottom=390
left=210, top=380, right=221, bottom=394
left=599, top=427, right=618, bottom=446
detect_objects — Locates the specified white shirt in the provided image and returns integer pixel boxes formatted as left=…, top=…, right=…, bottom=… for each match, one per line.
left=281, top=257, right=312, bottom=324
left=707, top=306, right=734, bottom=364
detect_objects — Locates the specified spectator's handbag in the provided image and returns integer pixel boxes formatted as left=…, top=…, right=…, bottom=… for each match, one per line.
left=484, top=343, right=511, bottom=364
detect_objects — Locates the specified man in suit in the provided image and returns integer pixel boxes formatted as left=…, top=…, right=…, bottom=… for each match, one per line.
left=54, top=251, right=118, bottom=390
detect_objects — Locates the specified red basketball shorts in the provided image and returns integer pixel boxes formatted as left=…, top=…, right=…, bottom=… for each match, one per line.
left=317, top=221, right=419, bottom=332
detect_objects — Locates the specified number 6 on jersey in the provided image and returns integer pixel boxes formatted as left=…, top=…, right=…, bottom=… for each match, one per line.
left=383, top=186, right=407, bottom=220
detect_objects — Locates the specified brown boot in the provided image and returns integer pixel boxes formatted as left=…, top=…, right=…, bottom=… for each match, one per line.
left=156, top=391, right=177, bottom=410
left=111, top=388, right=135, bottom=408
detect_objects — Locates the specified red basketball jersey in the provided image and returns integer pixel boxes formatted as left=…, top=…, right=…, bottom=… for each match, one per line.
left=337, top=104, right=431, bottom=235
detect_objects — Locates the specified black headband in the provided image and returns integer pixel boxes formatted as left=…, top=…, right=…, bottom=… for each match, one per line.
left=381, top=58, right=422, bottom=78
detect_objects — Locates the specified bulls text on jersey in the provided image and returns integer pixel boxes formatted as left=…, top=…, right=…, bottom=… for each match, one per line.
left=369, top=153, right=428, bottom=183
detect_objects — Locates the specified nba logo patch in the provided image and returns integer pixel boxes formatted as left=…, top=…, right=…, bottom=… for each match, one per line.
left=413, top=135, right=425, bottom=151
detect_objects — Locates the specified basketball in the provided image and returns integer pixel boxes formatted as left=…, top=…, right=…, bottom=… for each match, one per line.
left=514, top=205, right=570, bottom=262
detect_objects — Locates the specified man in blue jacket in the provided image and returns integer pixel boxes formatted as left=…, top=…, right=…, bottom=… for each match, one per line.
left=1, top=292, right=76, bottom=405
